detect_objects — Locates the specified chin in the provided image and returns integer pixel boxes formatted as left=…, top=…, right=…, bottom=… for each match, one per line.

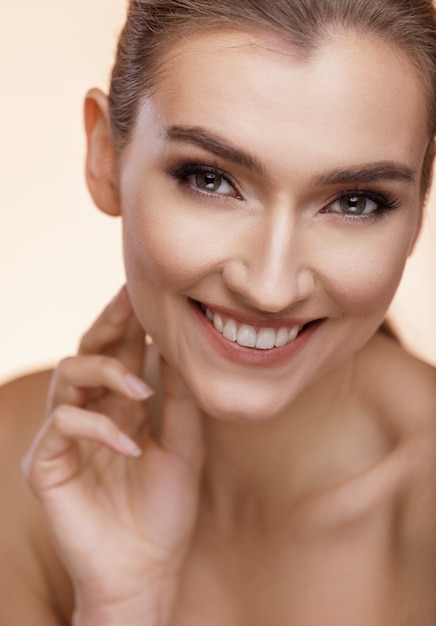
left=188, top=375, right=298, bottom=424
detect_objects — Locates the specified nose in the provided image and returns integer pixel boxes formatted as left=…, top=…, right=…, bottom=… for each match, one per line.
left=222, top=207, right=315, bottom=313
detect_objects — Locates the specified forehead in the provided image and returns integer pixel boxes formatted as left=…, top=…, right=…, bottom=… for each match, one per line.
left=135, top=29, right=429, bottom=176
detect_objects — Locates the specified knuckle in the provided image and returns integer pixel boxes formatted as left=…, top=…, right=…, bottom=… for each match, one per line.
left=55, top=356, right=77, bottom=377
left=48, top=357, right=80, bottom=395
left=59, top=355, right=76, bottom=368
left=95, top=417, right=113, bottom=439
left=98, top=355, right=125, bottom=377
left=95, top=354, right=113, bottom=368
left=51, top=404, right=72, bottom=427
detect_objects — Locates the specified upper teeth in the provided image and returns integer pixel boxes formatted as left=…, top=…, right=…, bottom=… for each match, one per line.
left=204, top=306, right=300, bottom=350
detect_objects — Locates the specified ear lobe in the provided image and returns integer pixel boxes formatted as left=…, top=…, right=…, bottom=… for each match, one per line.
left=84, top=88, right=121, bottom=217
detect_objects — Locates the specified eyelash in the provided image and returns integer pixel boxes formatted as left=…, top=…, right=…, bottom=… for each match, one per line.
left=167, top=161, right=402, bottom=222
left=168, top=162, right=241, bottom=201
left=322, top=189, right=402, bottom=223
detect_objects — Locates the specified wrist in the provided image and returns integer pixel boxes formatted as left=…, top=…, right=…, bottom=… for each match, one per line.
left=73, top=578, right=178, bottom=626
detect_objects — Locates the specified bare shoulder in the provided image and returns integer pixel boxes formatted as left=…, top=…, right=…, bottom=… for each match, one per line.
left=303, top=335, right=436, bottom=533
left=354, top=334, right=436, bottom=500
left=0, top=369, right=52, bottom=443
left=355, top=336, right=436, bottom=596
left=0, top=370, right=73, bottom=624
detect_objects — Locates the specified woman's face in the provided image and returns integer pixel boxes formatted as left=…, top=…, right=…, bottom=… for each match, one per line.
left=117, top=29, right=428, bottom=421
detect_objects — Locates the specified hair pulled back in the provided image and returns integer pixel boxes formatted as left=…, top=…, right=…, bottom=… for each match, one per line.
left=109, top=0, right=436, bottom=196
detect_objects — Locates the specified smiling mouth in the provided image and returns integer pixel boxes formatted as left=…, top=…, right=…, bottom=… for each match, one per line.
left=195, top=301, right=317, bottom=350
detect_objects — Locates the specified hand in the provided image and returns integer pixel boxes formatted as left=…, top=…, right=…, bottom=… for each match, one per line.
left=23, top=286, right=205, bottom=624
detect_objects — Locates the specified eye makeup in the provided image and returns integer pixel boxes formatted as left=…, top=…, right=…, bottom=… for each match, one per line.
left=166, top=158, right=403, bottom=223
left=321, top=188, right=402, bottom=224
left=167, top=161, right=242, bottom=201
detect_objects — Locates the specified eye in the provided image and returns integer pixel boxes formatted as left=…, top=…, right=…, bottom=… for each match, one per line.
left=189, top=171, right=235, bottom=196
left=329, top=193, right=379, bottom=216
left=168, top=163, right=241, bottom=199
left=320, top=190, right=401, bottom=222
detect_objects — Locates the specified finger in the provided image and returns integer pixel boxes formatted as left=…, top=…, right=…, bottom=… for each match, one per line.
left=78, top=285, right=138, bottom=355
left=48, top=355, right=153, bottom=411
left=23, top=405, right=142, bottom=493
left=114, top=310, right=146, bottom=374
left=159, top=358, right=204, bottom=472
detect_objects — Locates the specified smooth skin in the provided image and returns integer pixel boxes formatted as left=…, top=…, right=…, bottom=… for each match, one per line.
left=1, top=28, right=436, bottom=626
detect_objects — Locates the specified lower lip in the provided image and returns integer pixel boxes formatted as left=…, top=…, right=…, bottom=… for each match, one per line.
left=189, top=301, right=324, bottom=367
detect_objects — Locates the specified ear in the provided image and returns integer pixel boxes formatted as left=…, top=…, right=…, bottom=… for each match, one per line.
left=84, top=88, right=121, bottom=216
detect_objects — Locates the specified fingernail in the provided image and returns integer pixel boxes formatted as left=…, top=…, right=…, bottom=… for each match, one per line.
left=118, top=433, right=142, bottom=457
left=124, top=374, right=154, bottom=399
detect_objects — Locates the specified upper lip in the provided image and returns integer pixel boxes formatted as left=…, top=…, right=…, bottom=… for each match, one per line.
left=195, top=299, right=320, bottom=330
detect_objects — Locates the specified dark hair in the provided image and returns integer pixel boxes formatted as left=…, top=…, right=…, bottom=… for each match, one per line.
left=109, top=0, right=436, bottom=198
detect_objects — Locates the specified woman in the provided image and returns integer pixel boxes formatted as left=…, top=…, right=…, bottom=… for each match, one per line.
left=1, top=0, right=436, bottom=624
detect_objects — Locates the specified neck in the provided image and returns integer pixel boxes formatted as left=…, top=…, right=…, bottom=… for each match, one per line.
left=199, top=357, right=366, bottom=530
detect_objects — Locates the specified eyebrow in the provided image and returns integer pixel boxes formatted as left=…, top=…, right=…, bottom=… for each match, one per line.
left=165, top=125, right=265, bottom=175
left=314, top=163, right=417, bottom=187
left=165, top=125, right=416, bottom=187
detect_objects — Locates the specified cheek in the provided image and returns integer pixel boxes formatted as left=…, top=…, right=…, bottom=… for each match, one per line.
left=121, top=192, right=228, bottom=341
left=123, top=214, right=190, bottom=290
left=319, top=228, right=411, bottom=320
left=123, top=203, right=221, bottom=289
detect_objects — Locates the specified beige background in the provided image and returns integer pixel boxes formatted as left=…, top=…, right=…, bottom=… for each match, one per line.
left=0, top=0, right=435, bottom=385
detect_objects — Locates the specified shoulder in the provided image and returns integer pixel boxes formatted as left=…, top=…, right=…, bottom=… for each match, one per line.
left=355, top=335, right=436, bottom=558
left=0, top=370, right=73, bottom=623
left=353, top=333, right=436, bottom=504
left=0, top=369, right=52, bottom=442
left=0, top=369, right=55, bottom=472
left=306, top=335, right=436, bottom=529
